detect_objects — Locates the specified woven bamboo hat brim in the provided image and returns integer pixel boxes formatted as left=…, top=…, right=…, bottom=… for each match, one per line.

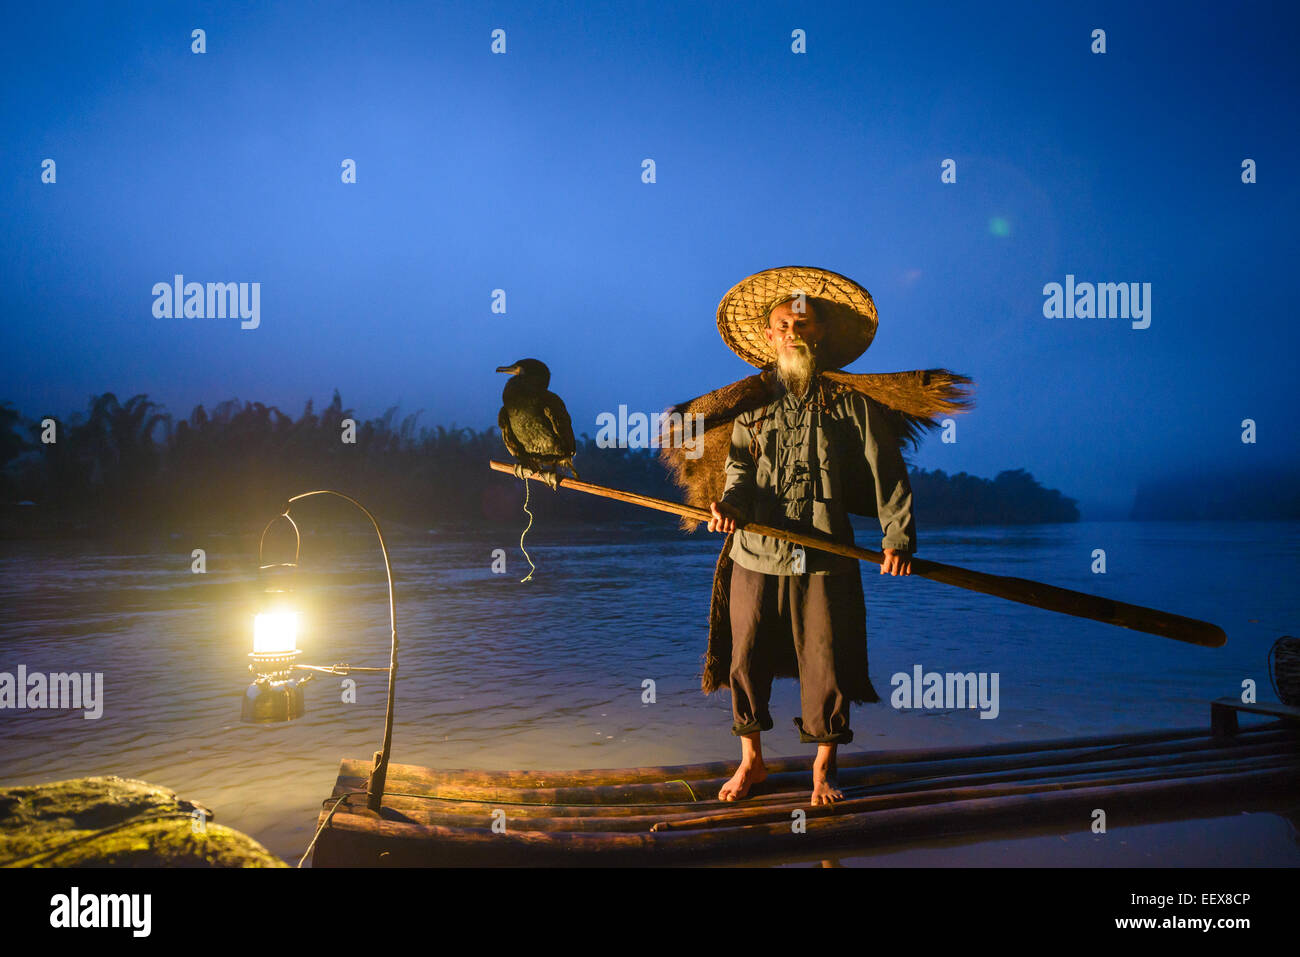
left=717, top=266, right=878, bottom=370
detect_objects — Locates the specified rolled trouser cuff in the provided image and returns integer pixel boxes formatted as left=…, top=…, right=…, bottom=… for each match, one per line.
left=793, top=717, right=853, bottom=745
left=731, top=714, right=774, bottom=736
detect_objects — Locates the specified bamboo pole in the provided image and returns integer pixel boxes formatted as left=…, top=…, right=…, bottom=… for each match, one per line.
left=336, top=720, right=1290, bottom=790
left=332, top=728, right=1298, bottom=809
left=489, top=460, right=1227, bottom=647
left=650, top=753, right=1300, bottom=833
left=321, top=752, right=1299, bottom=833
left=332, top=743, right=1298, bottom=822
left=649, top=748, right=1300, bottom=831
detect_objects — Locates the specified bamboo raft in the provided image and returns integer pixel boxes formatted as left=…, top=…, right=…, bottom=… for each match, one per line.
left=309, top=699, right=1300, bottom=866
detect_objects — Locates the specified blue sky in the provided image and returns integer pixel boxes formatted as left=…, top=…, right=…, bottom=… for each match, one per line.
left=3, top=0, right=1297, bottom=516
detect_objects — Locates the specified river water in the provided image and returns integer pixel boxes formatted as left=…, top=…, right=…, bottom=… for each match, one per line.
left=1, top=518, right=1297, bottom=866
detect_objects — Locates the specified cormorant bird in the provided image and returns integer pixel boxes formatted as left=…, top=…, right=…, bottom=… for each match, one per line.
left=496, top=358, right=579, bottom=489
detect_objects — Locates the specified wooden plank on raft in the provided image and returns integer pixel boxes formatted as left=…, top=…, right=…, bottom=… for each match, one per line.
left=1211, top=697, right=1300, bottom=738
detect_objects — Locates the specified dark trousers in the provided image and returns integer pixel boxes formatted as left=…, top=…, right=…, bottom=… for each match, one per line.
left=728, top=563, right=854, bottom=745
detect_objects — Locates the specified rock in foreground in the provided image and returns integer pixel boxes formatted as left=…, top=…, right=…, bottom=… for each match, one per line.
left=0, top=776, right=287, bottom=867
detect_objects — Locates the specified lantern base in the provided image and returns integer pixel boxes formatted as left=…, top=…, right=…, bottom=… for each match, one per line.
left=242, top=675, right=309, bottom=723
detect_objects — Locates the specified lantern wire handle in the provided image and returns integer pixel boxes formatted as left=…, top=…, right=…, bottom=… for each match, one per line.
left=256, top=490, right=399, bottom=814
left=257, top=509, right=301, bottom=569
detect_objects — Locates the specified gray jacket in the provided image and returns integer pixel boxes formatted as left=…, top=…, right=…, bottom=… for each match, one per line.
left=720, top=382, right=916, bottom=575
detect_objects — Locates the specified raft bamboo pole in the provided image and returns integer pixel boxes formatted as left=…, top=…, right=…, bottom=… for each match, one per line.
left=345, top=720, right=1288, bottom=790
left=489, top=460, right=1227, bottom=648
left=649, top=752, right=1300, bottom=832
left=334, top=727, right=1297, bottom=806
left=337, top=734, right=1300, bottom=813
left=327, top=754, right=1300, bottom=832
left=321, top=752, right=1300, bottom=833
left=310, top=763, right=1300, bottom=866
left=328, top=740, right=1299, bottom=828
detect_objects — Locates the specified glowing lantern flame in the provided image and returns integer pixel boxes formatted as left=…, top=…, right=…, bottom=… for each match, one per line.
left=253, top=609, right=299, bottom=655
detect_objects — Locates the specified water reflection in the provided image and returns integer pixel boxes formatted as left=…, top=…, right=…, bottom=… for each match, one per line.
left=1, top=518, right=1297, bottom=865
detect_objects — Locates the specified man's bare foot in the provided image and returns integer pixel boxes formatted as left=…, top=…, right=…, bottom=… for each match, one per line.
left=718, top=761, right=768, bottom=801
left=810, top=765, right=843, bottom=806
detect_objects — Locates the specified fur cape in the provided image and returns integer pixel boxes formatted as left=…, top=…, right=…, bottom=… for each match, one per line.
left=658, top=367, right=975, bottom=702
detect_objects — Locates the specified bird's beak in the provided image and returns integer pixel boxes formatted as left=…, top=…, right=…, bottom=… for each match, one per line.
left=495, top=365, right=521, bottom=375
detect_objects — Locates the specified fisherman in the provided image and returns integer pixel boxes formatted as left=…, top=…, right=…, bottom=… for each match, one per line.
left=704, top=271, right=917, bottom=806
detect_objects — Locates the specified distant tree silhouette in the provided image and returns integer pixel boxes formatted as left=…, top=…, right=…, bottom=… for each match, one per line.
left=0, top=402, right=29, bottom=501
left=909, top=466, right=1080, bottom=526
left=0, top=391, right=1080, bottom=538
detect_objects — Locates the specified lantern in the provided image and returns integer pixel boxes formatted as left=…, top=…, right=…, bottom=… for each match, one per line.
left=242, top=563, right=310, bottom=723
left=236, top=492, right=400, bottom=812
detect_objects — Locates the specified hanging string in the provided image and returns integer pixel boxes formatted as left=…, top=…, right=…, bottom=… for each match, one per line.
left=519, top=475, right=536, bottom=582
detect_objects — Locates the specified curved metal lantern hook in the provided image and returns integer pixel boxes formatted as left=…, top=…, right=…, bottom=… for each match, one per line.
left=258, top=509, right=302, bottom=570
left=261, top=490, right=399, bottom=814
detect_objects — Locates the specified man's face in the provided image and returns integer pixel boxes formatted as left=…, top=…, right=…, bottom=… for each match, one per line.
left=764, top=300, right=823, bottom=357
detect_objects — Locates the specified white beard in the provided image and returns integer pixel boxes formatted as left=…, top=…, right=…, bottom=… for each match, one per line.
left=775, top=344, right=816, bottom=398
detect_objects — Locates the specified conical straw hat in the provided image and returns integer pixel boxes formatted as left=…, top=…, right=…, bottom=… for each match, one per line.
left=717, top=266, right=878, bottom=370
